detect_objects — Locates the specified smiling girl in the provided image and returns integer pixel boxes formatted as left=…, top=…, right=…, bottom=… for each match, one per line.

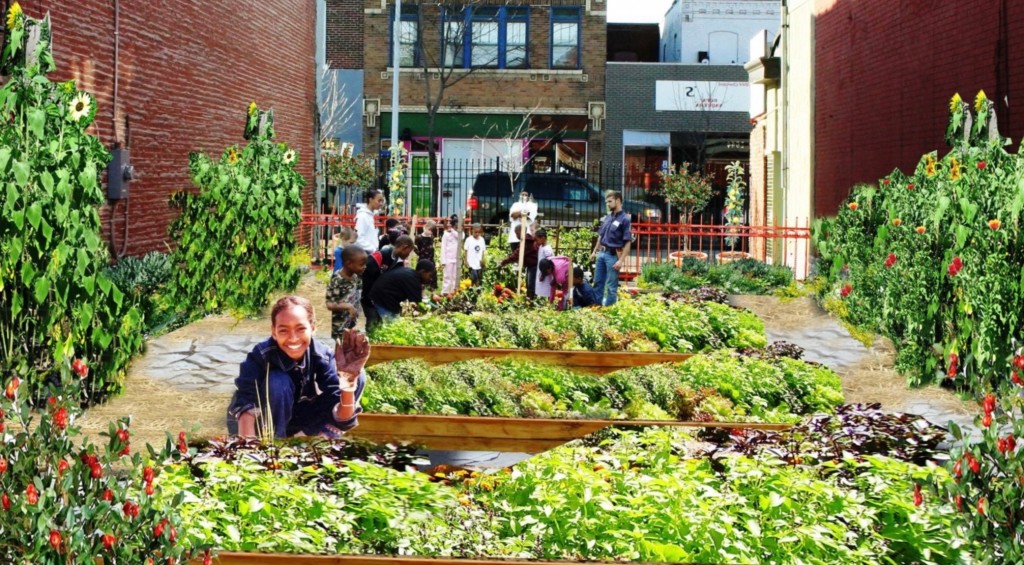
left=227, top=296, right=368, bottom=439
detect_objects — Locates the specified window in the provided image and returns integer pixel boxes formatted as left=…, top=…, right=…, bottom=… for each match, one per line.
left=550, top=7, right=580, bottom=69
left=446, top=7, right=529, bottom=69
left=562, top=179, right=592, bottom=202
left=389, top=5, right=420, bottom=67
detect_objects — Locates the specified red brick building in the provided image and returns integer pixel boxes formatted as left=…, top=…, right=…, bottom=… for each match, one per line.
left=814, top=0, right=1024, bottom=218
left=19, top=1, right=316, bottom=256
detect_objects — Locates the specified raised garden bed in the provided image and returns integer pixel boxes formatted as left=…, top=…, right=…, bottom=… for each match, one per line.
left=348, top=413, right=791, bottom=452
left=367, top=345, right=692, bottom=374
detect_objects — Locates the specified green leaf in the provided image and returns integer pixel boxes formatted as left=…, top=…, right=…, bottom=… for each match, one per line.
left=955, top=225, right=969, bottom=248
left=97, top=275, right=112, bottom=295
left=79, top=162, right=97, bottom=191
left=39, top=171, right=54, bottom=195
left=33, top=277, right=50, bottom=303
left=0, top=146, right=11, bottom=173
left=11, top=209, right=23, bottom=230
left=25, top=201, right=41, bottom=229
left=12, top=160, right=29, bottom=186
left=27, top=108, right=45, bottom=138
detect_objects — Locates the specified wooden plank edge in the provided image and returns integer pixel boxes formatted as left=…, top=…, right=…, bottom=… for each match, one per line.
left=358, top=413, right=794, bottom=432
left=197, top=552, right=738, bottom=565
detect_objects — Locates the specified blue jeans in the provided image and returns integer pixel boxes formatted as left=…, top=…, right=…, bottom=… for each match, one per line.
left=593, top=250, right=620, bottom=307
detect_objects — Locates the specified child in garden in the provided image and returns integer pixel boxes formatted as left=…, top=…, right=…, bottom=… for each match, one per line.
left=537, top=255, right=571, bottom=305
left=415, top=220, right=437, bottom=265
left=440, top=215, right=461, bottom=295
left=464, top=224, right=487, bottom=286
left=571, top=266, right=600, bottom=308
left=534, top=228, right=555, bottom=299
left=332, top=226, right=357, bottom=274
left=326, top=245, right=367, bottom=336
left=228, top=296, right=369, bottom=439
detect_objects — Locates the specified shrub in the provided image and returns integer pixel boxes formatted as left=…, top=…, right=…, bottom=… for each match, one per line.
left=104, top=252, right=174, bottom=334
left=0, top=7, right=143, bottom=400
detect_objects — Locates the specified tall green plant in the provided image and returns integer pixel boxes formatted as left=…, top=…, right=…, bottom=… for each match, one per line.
left=167, top=104, right=305, bottom=316
left=656, top=162, right=713, bottom=250
left=813, top=91, right=1024, bottom=397
left=0, top=5, right=143, bottom=400
left=723, top=161, right=747, bottom=247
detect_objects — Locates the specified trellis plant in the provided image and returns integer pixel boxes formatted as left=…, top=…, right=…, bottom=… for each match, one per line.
left=167, top=103, right=305, bottom=317
left=723, top=160, right=746, bottom=248
left=0, top=3, right=143, bottom=401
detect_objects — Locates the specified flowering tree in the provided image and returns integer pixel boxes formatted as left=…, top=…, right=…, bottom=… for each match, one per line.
left=656, top=162, right=714, bottom=251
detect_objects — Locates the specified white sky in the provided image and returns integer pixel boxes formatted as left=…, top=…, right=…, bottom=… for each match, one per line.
left=606, top=0, right=674, bottom=24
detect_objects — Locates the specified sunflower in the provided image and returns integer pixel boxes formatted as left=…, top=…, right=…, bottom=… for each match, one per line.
left=925, top=155, right=936, bottom=177
left=247, top=101, right=257, bottom=117
left=68, top=92, right=91, bottom=122
left=228, top=147, right=239, bottom=164
left=459, top=279, right=472, bottom=291
left=949, top=93, right=962, bottom=113
left=6, top=2, right=22, bottom=31
left=974, top=90, right=987, bottom=112
left=282, top=149, right=296, bottom=164
left=950, top=157, right=961, bottom=181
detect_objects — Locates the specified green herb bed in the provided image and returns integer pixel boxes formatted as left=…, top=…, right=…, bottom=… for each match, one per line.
left=162, top=423, right=976, bottom=563
left=639, top=257, right=795, bottom=296
left=370, top=294, right=767, bottom=352
left=364, top=352, right=843, bottom=424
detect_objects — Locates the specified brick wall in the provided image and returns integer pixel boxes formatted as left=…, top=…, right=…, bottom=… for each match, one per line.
left=326, top=0, right=363, bottom=69
left=21, top=1, right=316, bottom=256
left=361, top=0, right=606, bottom=152
left=603, top=63, right=751, bottom=166
left=815, top=0, right=1024, bottom=218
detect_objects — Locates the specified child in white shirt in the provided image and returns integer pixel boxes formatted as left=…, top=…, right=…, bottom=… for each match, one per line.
left=534, top=228, right=555, bottom=299
left=463, top=224, right=486, bottom=286
left=440, top=215, right=461, bottom=295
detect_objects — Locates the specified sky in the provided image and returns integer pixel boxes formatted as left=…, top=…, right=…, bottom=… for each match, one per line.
left=606, top=0, right=674, bottom=24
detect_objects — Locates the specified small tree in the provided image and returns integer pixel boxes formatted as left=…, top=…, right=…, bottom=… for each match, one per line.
left=657, top=163, right=714, bottom=251
left=723, top=161, right=747, bottom=248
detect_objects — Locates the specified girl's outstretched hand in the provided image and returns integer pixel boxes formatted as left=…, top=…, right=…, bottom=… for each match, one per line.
left=335, top=329, right=369, bottom=389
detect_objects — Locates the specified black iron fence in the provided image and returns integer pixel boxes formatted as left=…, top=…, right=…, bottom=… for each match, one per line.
left=320, top=158, right=743, bottom=227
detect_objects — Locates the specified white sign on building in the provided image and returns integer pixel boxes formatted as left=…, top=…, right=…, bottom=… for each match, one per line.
left=655, top=80, right=750, bottom=113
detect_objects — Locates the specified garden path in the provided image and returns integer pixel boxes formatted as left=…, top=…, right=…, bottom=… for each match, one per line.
left=75, top=274, right=978, bottom=460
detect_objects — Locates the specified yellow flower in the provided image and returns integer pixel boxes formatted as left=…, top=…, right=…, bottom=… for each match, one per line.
left=925, top=155, right=936, bottom=177
left=988, top=219, right=1001, bottom=230
left=68, top=92, right=91, bottom=121
left=891, top=218, right=902, bottom=227
left=459, top=279, right=472, bottom=290
left=950, top=157, right=961, bottom=181
left=282, top=149, right=296, bottom=164
left=247, top=101, right=257, bottom=116
left=949, top=93, right=962, bottom=113
left=228, top=147, right=239, bottom=164
left=975, top=90, right=988, bottom=112
left=6, top=2, right=21, bottom=30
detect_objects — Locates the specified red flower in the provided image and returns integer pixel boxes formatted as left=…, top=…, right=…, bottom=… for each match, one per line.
left=947, top=353, right=959, bottom=378
left=91, top=463, right=103, bottom=479
left=978, top=497, right=986, bottom=515
left=102, top=533, right=116, bottom=551
left=1005, top=434, right=1017, bottom=453
left=884, top=253, right=897, bottom=268
left=57, top=460, right=69, bottom=475
left=882, top=178, right=891, bottom=185
left=967, top=453, right=980, bottom=474
left=954, top=494, right=963, bottom=510
left=953, top=459, right=962, bottom=478
left=947, top=256, right=963, bottom=277
left=119, top=443, right=130, bottom=457
left=0, top=458, right=7, bottom=473
left=982, top=412, right=992, bottom=427
left=203, top=550, right=213, bottom=565
left=907, top=183, right=915, bottom=190
left=143, top=466, right=154, bottom=484
left=913, top=483, right=923, bottom=507
left=1014, top=355, right=1024, bottom=370
left=49, top=530, right=61, bottom=551
left=102, top=488, right=113, bottom=502
left=0, top=408, right=5, bottom=420
left=52, top=407, right=68, bottom=430
left=1013, top=371, right=1024, bottom=386
left=977, top=161, right=987, bottom=169
left=915, top=225, right=926, bottom=235
left=178, top=431, right=188, bottom=454
left=26, top=484, right=38, bottom=505
left=123, top=500, right=139, bottom=518
left=116, top=428, right=130, bottom=443
left=71, top=358, right=89, bottom=378
left=154, top=520, right=166, bottom=538
left=145, top=482, right=155, bottom=496
left=169, top=525, right=178, bottom=543
left=988, top=218, right=1002, bottom=230
left=0, top=494, right=8, bottom=511
left=983, top=393, right=996, bottom=414
left=840, top=284, right=853, bottom=298
left=47, top=396, right=56, bottom=408
left=891, top=217, right=902, bottom=227
left=848, top=202, right=859, bottom=211
left=5, top=377, right=20, bottom=400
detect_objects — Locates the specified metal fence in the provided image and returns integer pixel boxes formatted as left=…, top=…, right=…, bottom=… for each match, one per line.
left=300, top=214, right=812, bottom=280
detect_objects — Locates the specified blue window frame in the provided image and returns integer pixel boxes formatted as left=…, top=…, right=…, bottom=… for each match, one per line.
left=444, top=6, right=529, bottom=69
left=550, top=7, right=581, bottom=69
left=389, top=5, right=420, bottom=68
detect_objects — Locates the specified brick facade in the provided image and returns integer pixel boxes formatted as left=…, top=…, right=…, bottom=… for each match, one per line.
left=326, top=0, right=364, bottom=69
left=815, top=0, right=1024, bottom=218
left=20, top=1, right=316, bottom=256
left=361, top=0, right=606, bottom=154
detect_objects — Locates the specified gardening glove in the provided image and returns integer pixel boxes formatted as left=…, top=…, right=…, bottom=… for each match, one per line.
left=335, top=329, right=369, bottom=391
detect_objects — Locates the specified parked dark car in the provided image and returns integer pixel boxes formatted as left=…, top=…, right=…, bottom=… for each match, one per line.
left=471, top=172, right=661, bottom=226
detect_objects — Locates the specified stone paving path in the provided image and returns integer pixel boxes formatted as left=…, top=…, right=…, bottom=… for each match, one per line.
left=76, top=275, right=977, bottom=461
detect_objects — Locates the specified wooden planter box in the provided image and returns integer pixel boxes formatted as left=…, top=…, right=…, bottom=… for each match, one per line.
left=368, top=345, right=692, bottom=375
left=348, top=413, right=791, bottom=452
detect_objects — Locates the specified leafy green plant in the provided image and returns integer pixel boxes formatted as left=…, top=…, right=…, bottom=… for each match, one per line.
left=656, top=163, right=714, bottom=244
left=723, top=161, right=747, bottom=247
left=639, top=258, right=793, bottom=295
left=0, top=353, right=200, bottom=564
left=0, top=5, right=143, bottom=400
left=167, top=103, right=304, bottom=317
left=104, top=251, right=174, bottom=334
left=813, top=91, right=1024, bottom=397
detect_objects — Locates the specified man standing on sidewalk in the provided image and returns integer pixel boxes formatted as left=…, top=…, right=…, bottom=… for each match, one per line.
left=590, top=191, right=631, bottom=307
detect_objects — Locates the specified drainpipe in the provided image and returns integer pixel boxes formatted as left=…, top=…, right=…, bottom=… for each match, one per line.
left=780, top=0, right=788, bottom=228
